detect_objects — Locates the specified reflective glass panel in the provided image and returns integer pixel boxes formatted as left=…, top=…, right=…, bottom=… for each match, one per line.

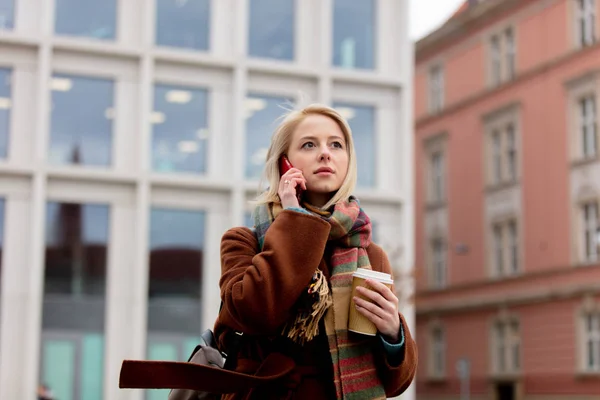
left=55, top=0, right=117, bottom=40
left=156, top=0, right=210, bottom=51
left=332, top=0, right=375, bottom=69
left=49, top=75, right=114, bottom=167
left=152, top=84, right=209, bottom=174
left=245, top=94, right=293, bottom=179
left=249, top=0, right=294, bottom=60
left=334, top=102, right=376, bottom=187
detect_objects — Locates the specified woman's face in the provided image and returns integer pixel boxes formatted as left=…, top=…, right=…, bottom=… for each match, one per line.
left=286, top=114, right=349, bottom=207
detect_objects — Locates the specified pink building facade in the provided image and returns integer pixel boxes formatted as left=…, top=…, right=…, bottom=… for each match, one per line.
left=414, top=1, right=600, bottom=399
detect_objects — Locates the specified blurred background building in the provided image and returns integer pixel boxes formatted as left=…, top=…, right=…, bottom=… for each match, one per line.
left=0, top=0, right=415, bottom=400
left=414, top=0, right=600, bottom=399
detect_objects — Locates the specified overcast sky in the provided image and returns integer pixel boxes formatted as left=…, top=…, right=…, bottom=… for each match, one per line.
left=409, top=0, right=466, bottom=41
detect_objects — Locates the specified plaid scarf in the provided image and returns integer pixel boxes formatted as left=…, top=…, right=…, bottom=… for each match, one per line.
left=253, top=197, right=387, bottom=400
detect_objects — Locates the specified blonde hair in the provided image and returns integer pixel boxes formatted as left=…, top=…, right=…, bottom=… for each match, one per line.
left=253, top=103, right=358, bottom=210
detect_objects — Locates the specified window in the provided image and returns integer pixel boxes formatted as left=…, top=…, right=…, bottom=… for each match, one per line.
left=429, top=65, right=444, bottom=114
left=493, top=224, right=504, bottom=275
left=488, top=122, right=519, bottom=185
left=493, top=319, right=520, bottom=374
left=489, top=27, right=516, bottom=86
left=0, top=68, right=11, bottom=158
left=492, top=220, right=519, bottom=277
left=147, top=208, right=205, bottom=400
left=430, top=151, right=444, bottom=203
left=48, top=75, right=114, bottom=167
left=583, top=312, right=600, bottom=372
left=334, top=103, right=376, bottom=187
left=332, top=0, right=375, bottom=69
left=580, top=95, right=598, bottom=158
left=0, top=0, right=14, bottom=30
left=156, top=0, right=210, bottom=51
left=146, top=208, right=204, bottom=398
left=430, top=238, right=446, bottom=289
left=582, top=202, right=599, bottom=262
left=508, top=220, right=518, bottom=274
left=245, top=94, right=293, bottom=180
left=490, top=35, right=501, bottom=85
left=152, top=84, right=209, bottom=174
left=506, top=124, right=517, bottom=181
left=54, top=0, right=117, bottom=40
left=425, top=135, right=447, bottom=205
left=505, top=28, right=516, bottom=80
left=430, top=326, right=445, bottom=377
left=249, top=0, right=294, bottom=60
left=41, top=202, right=109, bottom=400
left=576, top=0, right=596, bottom=47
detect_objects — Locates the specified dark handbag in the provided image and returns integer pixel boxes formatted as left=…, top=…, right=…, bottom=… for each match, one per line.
left=119, top=328, right=296, bottom=399
left=167, top=329, right=242, bottom=400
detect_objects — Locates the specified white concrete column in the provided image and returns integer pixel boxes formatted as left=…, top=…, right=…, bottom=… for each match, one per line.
left=103, top=201, right=137, bottom=400
left=202, top=207, right=230, bottom=330
left=0, top=178, right=33, bottom=399
left=319, top=0, right=333, bottom=71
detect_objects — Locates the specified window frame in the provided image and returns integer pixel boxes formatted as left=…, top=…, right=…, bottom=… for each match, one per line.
left=424, top=133, right=447, bottom=206
left=580, top=200, right=600, bottom=263
left=580, top=94, right=598, bottom=159
left=491, top=218, right=520, bottom=278
left=487, top=25, right=517, bottom=87
left=574, top=0, right=598, bottom=48
left=577, top=297, right=600, bottom=374
left=428, top=64, right=444, bottom=115
left=490, top=315, right=521, bottom=377
left=484, top=104, right=521, bottom=189
left=428, top=322, right=446, bottom=380
left=566, top=72, right=600, bottom=164
left=429, top=236, right=447, bottom=289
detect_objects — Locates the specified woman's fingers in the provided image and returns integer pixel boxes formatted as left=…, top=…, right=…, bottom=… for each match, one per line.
left=354, top=281, right=401, bottom=340
left=278, top=168, right=306, bottom=208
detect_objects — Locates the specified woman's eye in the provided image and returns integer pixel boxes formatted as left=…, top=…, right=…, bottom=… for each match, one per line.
left=332, top=141, right=343, bottom=149
left=302, top=142, right=315, bottom=149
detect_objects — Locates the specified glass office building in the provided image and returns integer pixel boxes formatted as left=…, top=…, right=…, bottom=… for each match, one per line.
left=0, top=1, right=414, bottom=399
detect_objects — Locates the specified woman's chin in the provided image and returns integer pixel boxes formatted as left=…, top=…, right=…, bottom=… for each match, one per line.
left=307, top=184, right=340, bottom=194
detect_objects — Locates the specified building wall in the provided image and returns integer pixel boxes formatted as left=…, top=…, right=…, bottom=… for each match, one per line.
left=415, top=0, right=600, bottom=398
left=0, top=1, right=415, bottom=400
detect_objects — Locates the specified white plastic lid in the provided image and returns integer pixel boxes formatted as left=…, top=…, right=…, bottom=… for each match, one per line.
left=353, top=268, right=393, bottom=284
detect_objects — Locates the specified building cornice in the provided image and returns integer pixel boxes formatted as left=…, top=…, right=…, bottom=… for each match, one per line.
left=416, top=281, right=600, bottom=316
left=415, top=41, right=600, bottom=129
left=415, top=0, right=527, bottom=61
left=416, top=263, right=600, bottom=316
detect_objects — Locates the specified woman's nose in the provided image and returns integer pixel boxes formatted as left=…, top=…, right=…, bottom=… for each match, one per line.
left=319, top=146, right=331, bottom=161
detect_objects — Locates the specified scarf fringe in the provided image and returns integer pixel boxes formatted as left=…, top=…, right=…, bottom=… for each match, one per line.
left=282, top=269, right=332, bottom=345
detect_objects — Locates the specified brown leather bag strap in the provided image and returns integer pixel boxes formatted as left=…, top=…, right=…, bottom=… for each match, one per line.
left=119, top=352, right=296, bottom=394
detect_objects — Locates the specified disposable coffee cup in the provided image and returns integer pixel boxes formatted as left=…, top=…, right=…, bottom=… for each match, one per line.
left=348, top=269, right=394, bottom=336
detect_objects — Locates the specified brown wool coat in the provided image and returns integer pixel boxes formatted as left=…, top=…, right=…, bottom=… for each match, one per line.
left=214, top=210, right=418, bottom=400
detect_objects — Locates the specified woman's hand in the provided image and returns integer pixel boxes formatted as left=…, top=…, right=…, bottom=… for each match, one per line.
left=354, top=279, right=401, bottom=342
left=278, top=168, right=307, bottom=209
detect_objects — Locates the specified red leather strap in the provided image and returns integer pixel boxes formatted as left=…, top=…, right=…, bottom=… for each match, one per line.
left=119, top=352, right=296, bottom=394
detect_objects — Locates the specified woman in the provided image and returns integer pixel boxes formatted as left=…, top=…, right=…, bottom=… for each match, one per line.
left=213, top=104, right=417, bottom=399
